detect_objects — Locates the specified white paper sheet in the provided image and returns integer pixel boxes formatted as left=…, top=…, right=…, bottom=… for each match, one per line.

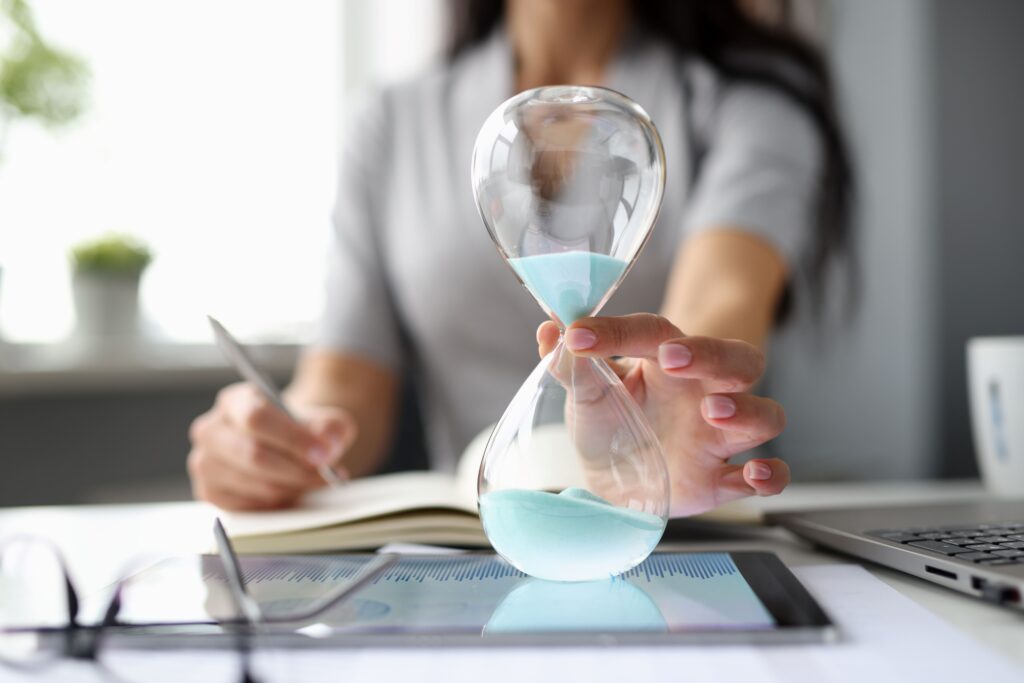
left=11, top=565, right=1020, bottom=683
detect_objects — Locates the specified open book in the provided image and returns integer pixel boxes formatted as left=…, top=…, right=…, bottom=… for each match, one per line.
left=220, top=426, right=760, bottom=554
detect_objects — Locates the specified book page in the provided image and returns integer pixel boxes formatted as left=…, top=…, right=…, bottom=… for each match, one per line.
left=221, top=471, right=472, bottom=539
left=456, top=423, right=587, bottom=504
left=230, top=515, right=487, bottom=553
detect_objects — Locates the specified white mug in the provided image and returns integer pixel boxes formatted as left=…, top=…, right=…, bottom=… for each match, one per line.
left=968, top=336, right=1024, bottom=496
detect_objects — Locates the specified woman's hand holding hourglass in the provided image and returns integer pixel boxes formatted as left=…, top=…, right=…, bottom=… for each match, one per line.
left=537, top=313, right=790, bottom=518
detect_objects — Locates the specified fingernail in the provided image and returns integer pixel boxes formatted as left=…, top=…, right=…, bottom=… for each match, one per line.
left=659, top=343, right=693, bottom=369
left=747, top=462, right=772, bottom=481
left=565, top=328, right=597, bottom=351
left=308, top=445, right=330, bottom=465
left=705, top=395, right=736, bottom=419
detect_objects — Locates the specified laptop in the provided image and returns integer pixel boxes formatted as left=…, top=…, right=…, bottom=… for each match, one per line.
left=767, top=499, right=1024, bottom=611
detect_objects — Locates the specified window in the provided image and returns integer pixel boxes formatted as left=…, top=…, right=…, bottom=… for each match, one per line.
left=0, top=0, right=442, bottom=345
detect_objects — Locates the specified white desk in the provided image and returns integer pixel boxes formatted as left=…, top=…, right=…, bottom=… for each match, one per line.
left=0, top=481, right=1020, bottom=669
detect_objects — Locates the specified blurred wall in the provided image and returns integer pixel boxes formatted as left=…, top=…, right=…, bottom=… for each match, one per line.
left=0, top=388, right=210, bottom=505
left=768, top=0, right=939, bottom=480
left=770, top=0, right=1024, bottom=480
left=933, top=0, right=1024, bottom=476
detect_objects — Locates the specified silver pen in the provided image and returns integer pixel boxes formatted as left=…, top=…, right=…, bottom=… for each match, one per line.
left=207, top=315, right=344, bottom=487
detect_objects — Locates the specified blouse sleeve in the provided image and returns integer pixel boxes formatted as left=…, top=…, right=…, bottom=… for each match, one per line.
left=317, top=91, right=404, bottom=370
left=682, top=82, right=823, bottom=269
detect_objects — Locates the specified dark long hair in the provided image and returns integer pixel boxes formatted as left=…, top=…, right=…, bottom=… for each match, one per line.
left=448, top=0, right=854, bottom=315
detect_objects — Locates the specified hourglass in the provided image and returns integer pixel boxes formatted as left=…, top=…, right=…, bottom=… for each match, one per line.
left=471, top=86, right=670, bottom=582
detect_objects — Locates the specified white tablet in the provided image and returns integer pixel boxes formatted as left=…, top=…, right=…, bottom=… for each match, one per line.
left=94, top=551, right=834, bottom=647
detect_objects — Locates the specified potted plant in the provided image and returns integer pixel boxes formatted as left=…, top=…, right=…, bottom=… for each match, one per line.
left=69, top=234, right=153, bottom=350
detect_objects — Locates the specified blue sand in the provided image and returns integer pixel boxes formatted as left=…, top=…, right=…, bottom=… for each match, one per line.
left=479, top=487, right=666, bottom=582
left=510, top=252, right=628, bottom=325
left=485, top=578, right=666, bottom=633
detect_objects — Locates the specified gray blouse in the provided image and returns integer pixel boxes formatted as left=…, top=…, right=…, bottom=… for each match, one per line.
left=319, top=27, right=822, bottom=471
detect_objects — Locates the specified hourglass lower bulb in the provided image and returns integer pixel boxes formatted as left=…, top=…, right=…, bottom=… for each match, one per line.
left=471, top=86, right=670, bottom=582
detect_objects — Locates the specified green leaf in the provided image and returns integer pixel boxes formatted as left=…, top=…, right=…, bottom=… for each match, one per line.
left=0, top=0, right=90, bottom=129
left=70, top=233, right=153, bottom=276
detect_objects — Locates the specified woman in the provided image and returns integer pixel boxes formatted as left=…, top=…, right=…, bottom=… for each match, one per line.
left=187, top=0, right=851, bottom=515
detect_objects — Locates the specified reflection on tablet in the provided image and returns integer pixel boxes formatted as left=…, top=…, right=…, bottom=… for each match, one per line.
left=484, top=578, right=666, bottom=633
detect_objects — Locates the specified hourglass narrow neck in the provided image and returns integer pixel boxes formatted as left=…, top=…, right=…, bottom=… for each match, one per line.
left=509, top=251, right=628, bottom=326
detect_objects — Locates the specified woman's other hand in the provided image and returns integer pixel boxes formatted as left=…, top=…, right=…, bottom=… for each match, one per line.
left=537, top=314, right=788, bottom=517
left=187, top=382, right=357, bottom=510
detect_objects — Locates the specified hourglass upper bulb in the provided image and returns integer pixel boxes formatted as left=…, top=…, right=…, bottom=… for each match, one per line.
left=471, top=85, right=666, bottom=327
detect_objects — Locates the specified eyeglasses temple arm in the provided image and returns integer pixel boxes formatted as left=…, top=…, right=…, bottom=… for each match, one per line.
left=213, top=518, right=263, bottom=624
left=264, top=552, right=400, bottom=624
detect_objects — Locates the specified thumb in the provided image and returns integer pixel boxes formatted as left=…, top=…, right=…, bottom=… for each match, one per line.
left=536, top=320, right=561, bottom=358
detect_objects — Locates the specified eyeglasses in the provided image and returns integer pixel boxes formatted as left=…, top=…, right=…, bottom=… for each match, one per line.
left=0, top=519, right=398, bottom=682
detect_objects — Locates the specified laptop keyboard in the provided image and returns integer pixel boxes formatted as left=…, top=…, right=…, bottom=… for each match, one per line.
left=867, top=522, right=1024, bottom=566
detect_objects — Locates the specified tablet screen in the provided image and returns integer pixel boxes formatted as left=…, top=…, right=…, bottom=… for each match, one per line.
left=106, top=551, right=831, bottom=643
left=282, top=553, right=774, bottom=634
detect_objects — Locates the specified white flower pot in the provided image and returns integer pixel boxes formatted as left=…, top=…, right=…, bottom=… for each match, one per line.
left=72, top=271, right=142, bottom=350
